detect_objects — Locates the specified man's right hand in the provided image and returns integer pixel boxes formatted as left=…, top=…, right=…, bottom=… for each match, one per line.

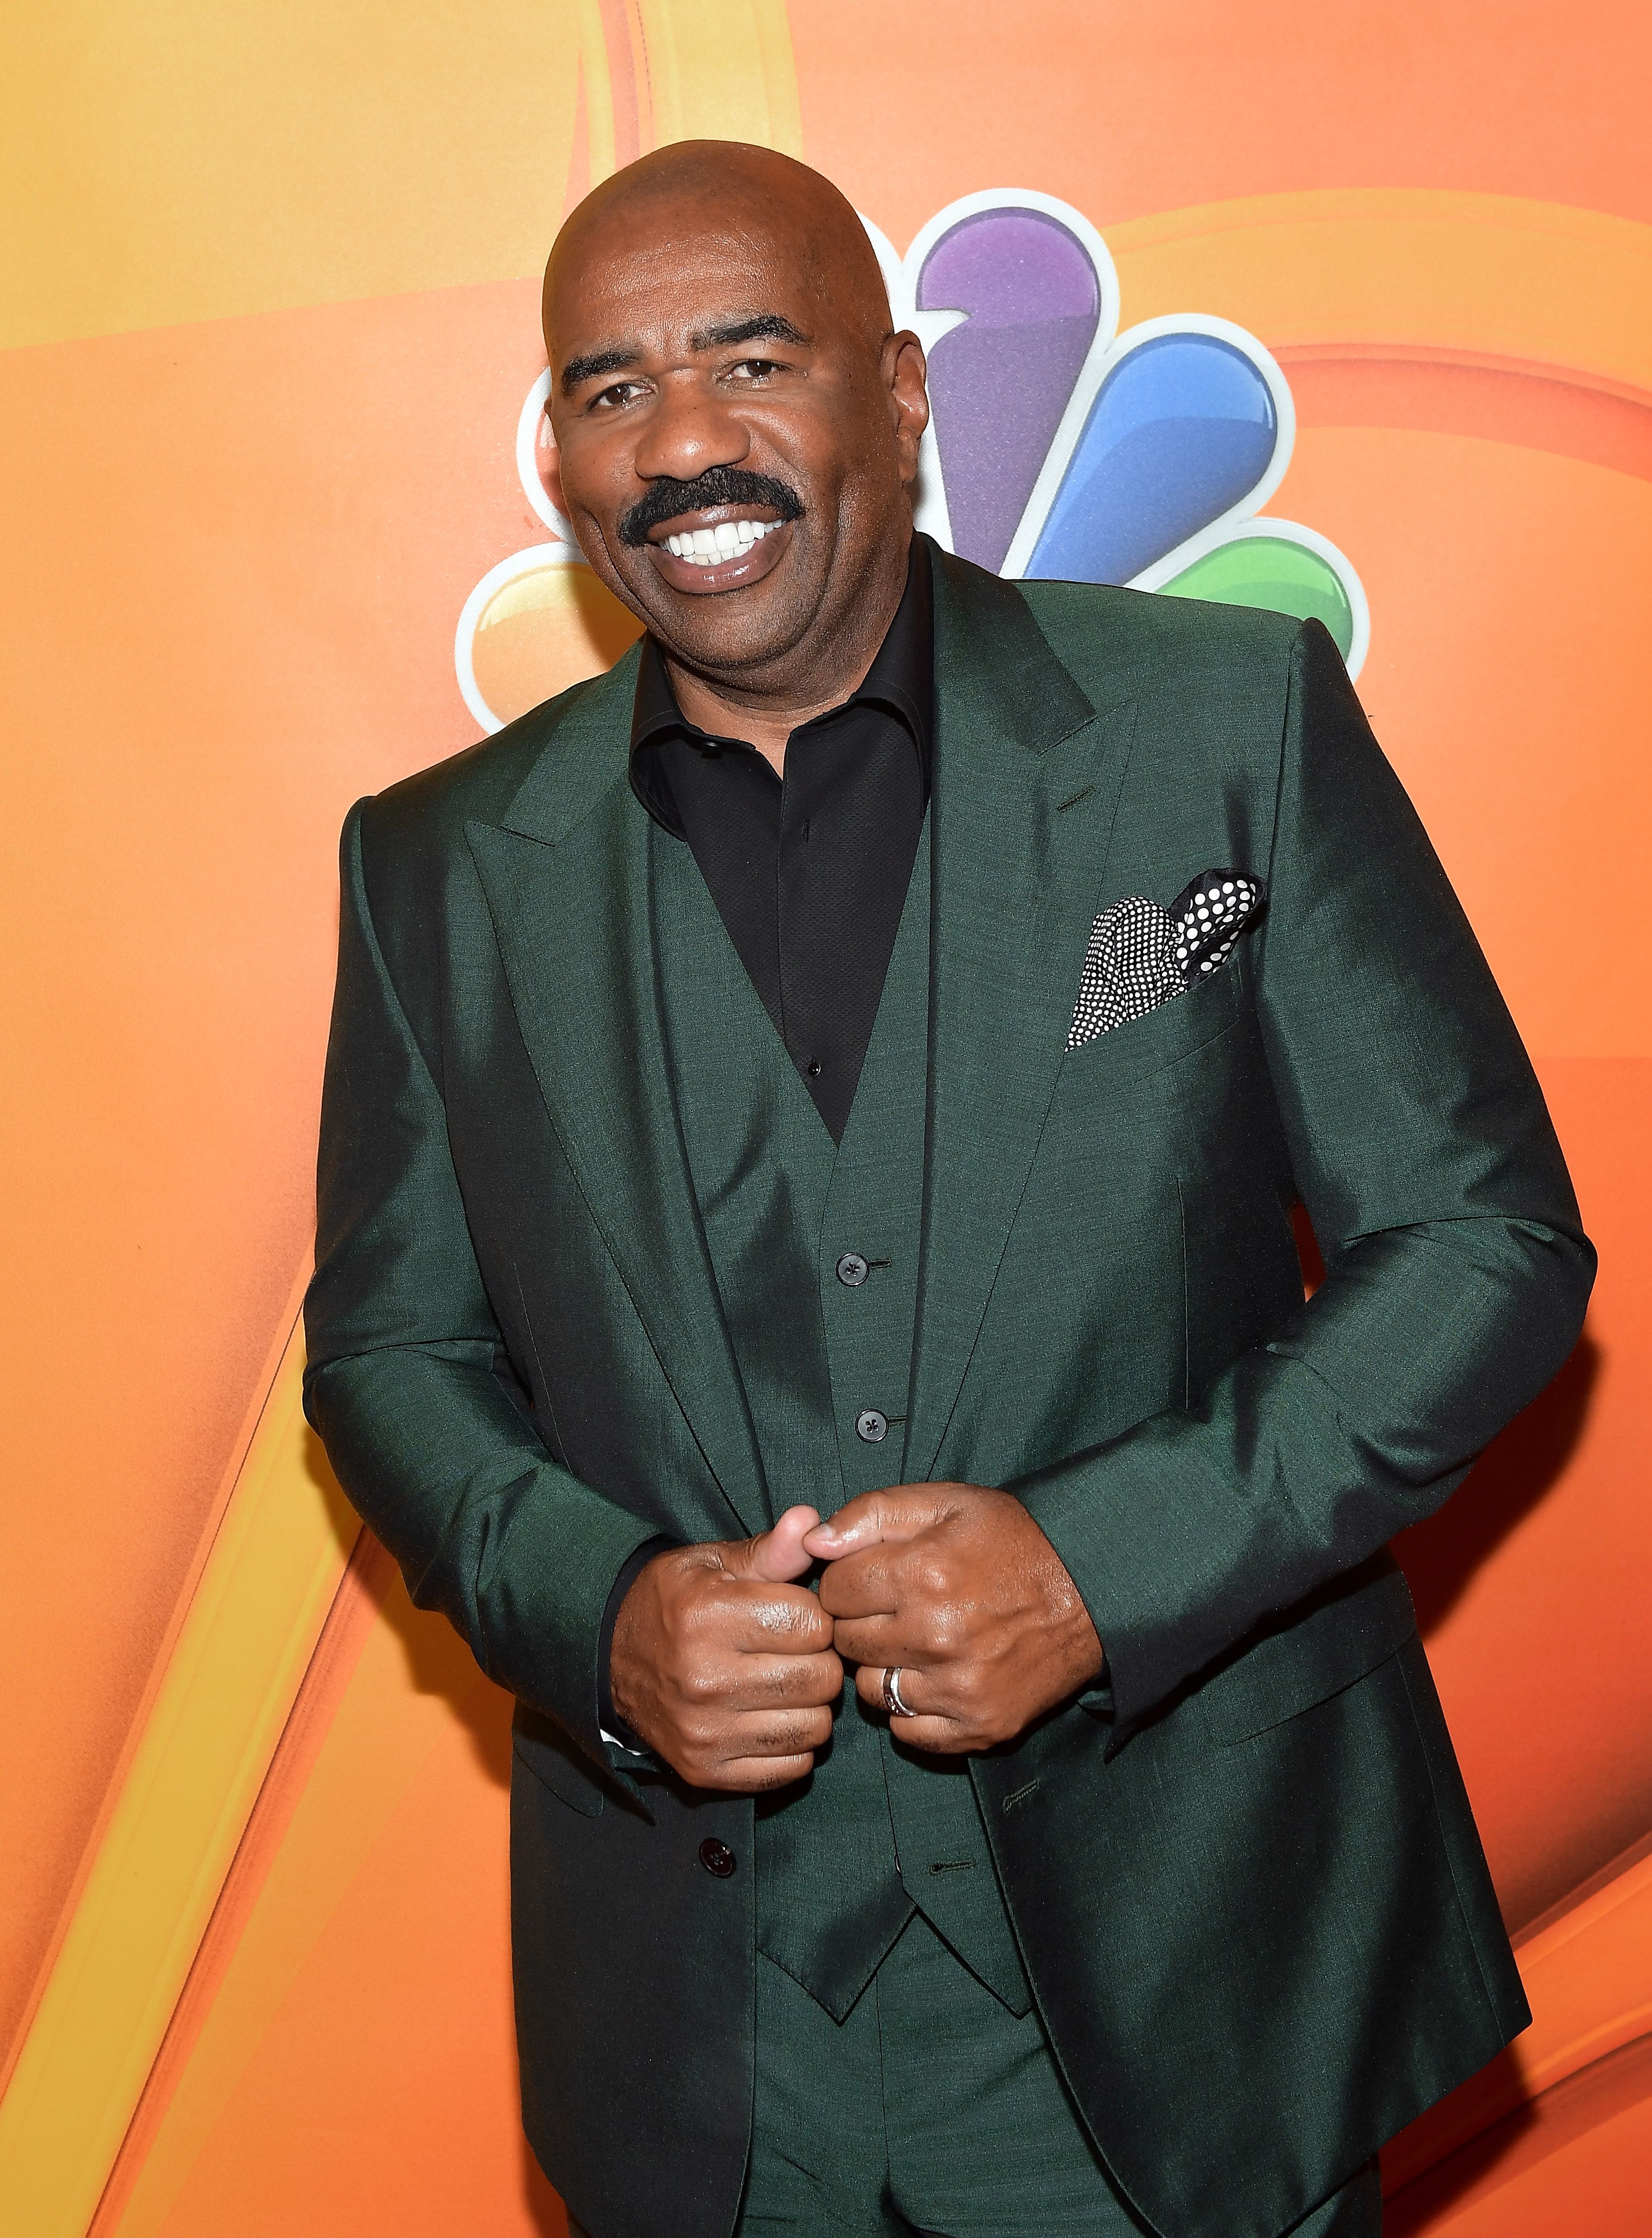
left=609, top=1505, right=842, bottom=1791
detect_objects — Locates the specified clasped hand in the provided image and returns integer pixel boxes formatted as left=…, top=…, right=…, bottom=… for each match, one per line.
left=609, top=1485, right=1104, bottom=1792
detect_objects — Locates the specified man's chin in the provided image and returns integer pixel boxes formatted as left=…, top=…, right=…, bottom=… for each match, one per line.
left=618, top=550, right=819, bottom=680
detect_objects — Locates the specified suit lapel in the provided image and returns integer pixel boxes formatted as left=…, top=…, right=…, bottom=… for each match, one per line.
left=465, top=653, right=768, bottom=1536
left=906, top=555, right=1140, bottom=1482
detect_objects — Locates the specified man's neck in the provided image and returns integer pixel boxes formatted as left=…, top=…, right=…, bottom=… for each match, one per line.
left=661, top=538, right=911, bottom=777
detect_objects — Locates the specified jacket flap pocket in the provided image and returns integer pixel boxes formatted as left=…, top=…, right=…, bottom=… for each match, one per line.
left=511, top=1703, right=607, bottom=1816
left=1192, top=1558, right=1418, bottom=1746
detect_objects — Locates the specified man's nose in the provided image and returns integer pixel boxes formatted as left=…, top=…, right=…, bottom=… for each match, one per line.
left=631, top=372, right=752, bottom=485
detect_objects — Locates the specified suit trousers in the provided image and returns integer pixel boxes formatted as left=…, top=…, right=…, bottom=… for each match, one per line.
left=568, top=1913, right=1383, bottom=2235
left=730, top=1913, right=1384, bottom=2238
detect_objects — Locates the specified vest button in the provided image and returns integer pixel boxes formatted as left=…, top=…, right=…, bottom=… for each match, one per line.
left=698, top=1837, right=736, bottom=1879
left=836, top=1252, right=870, bottom=1287
left=855, top=1409, right=889, bottom=1443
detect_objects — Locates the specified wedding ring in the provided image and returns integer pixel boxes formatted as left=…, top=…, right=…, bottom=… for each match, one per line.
left=882, top=1666, right=914, bottom=1718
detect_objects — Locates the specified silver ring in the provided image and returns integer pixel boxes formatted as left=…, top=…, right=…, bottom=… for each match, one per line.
left=882, top=1665, right=914, bottom=1718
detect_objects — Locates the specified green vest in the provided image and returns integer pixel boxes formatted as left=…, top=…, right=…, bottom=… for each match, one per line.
left=652, top=813, right=1029, bottom=2021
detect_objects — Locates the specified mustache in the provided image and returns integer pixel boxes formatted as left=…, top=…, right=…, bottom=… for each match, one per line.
left=617, top=467, right=804, bottom=548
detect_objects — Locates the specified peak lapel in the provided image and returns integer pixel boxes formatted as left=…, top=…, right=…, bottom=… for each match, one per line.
left=464, top=655, right=768, bottom=1537
left=906, top=555, right=1140, bottom=1484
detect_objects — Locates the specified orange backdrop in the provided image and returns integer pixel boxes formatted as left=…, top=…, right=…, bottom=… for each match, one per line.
left=1, top=5, right=1649, bottom=2235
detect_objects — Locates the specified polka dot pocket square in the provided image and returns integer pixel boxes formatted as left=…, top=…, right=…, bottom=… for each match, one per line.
left=1068, top=870, right=1265, bottom=1050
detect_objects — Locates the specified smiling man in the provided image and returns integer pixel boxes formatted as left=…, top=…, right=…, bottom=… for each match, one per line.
left=304, top=144, right=1592, bottom=2238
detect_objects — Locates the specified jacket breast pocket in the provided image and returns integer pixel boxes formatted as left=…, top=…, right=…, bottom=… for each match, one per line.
left=512, top=1703, right=607, bottom=1817
left=1190, top=1559, right=1419, bottom=1746
left=1058, top=956, right=1243, bottom=1099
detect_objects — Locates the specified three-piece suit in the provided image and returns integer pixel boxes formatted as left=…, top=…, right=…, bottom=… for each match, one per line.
left=305, top=543, right=1593, bottom=2238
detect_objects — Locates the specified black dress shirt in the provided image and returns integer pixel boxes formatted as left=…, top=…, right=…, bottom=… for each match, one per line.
left=628, top=535, right=933, bottom=1144
left=601, top=538, right=933, bottom=1745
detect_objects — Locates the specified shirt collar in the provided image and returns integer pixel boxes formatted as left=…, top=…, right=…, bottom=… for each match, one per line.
left=628, top=534, right=933, bottom=835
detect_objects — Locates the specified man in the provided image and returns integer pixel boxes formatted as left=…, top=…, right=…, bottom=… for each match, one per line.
left=304, top=142, right=1593, bottom=2238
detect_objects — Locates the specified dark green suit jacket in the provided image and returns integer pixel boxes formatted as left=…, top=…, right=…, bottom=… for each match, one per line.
left=305, top=546, right=1593, bottom=2238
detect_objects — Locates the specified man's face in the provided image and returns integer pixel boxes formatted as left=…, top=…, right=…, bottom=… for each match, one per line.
left=542, top=205, right=927, bottom=689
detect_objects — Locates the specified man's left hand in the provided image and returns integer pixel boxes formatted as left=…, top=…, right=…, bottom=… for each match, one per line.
left=801, top=1485, right=1104, bottom=1753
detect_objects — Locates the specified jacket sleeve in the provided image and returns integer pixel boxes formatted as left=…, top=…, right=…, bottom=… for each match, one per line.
left=303, top=801, right=661, bottom=1761
left=1016, top=619, right=1595, bottom=1735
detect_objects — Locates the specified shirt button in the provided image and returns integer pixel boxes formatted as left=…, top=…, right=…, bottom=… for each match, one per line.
left=855, top=1409, right=888, bottom=1443
left=698, top=1837, right=736, bottom=1879
left=836, top=1252, right=869, bottom=1287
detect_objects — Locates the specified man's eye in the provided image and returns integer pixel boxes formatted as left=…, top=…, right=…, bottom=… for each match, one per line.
left=590, top=381, right=645, bottom=411
left=727, top=358, right=780, bottom=382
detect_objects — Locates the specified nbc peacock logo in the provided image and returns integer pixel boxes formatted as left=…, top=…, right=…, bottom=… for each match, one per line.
left=456, top=190, right=1368, bottom=733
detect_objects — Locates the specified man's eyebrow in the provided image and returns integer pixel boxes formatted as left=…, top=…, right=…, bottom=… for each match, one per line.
left=560, top=345, right=641, bottom=394
left=688, top=313, right=813, bottom=353
left=559, top=314, right=812, bottom=394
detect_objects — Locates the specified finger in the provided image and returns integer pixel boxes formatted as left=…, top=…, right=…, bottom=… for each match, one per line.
left=725, top=1649, right=844, bottom=1710
left=803, top=1486, right=951, bottom=1561
left=709, top=1752, right=818, bottom=1793
left=816, top=1546, right=901, bottom=1622
left=878, top=1714, right=973, bottom=1755
left=740, top=1504, right=822, bottom=1583
left=852, top=1665, right=973, bottom=1754
left=830, top=1615, right=922, bottom=1671
left=852, top=1661, right=937, bottom=1719
left=727, top=1705, right=836, bottom=1757
left=717, top=1581, right=834, bottom=1653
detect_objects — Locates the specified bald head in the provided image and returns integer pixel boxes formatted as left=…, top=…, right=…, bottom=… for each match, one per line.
left=544, top=142, right=893, bottom=365
left=537, top=142, right=929, bottom=714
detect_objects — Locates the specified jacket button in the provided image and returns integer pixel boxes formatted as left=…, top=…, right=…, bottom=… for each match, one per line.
left=698, top=1837, right=736, bottom=1879
left=836, top=1252, right=869, bottom=1287
left=855, top=1409, right=888, bottom=1443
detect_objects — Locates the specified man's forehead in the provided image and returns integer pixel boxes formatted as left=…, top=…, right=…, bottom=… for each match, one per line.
left=560, top=199, right=803, bottom=282
left=555, top=229, right=806, bottom=316
left=555, top=284, right=813, bottom=345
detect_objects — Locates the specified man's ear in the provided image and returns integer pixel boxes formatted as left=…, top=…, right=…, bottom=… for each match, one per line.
left=884, top=331, right=930, bottom=489
left=540, top=407, right=571, bottom=523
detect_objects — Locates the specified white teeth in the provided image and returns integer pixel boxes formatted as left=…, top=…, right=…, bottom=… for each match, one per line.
left=664, top=518, right=781, bottom=565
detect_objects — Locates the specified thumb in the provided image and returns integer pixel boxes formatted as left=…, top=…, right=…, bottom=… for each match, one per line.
left=803, top=1486, right=939, bottom=1560
left=736, top=1504, right=821, bottom=1583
